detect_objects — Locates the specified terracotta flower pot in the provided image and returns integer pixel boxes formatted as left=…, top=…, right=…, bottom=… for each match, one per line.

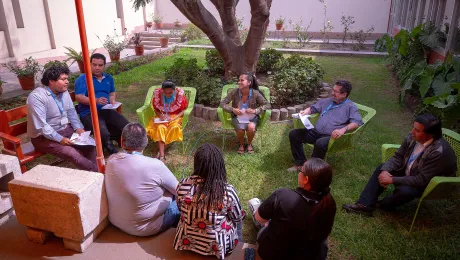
left=155, top=22, right=163, bottom=29
left=174, top=22, right=182, bottom=28
left=159, top=37, right=169, bottom=48
left=146, top=22, right=153, bottom=28
left=276, top=24, right=283, bottom=30
left=109, top=51, right=121, bottom=62
left=18, top=75, right=35, bottom=90
left=135, top=45, right=144, bottom=56
left=77, top=60, right=85, bottom=73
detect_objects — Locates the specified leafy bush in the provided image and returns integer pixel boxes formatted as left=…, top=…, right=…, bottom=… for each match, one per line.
left=185, top=71, right=222, bottom=107
left=3, top=57, right=41, bottom=77
left=164, top=58, right=202, bottom=86
left=271, top=54, right=324, bottom=106
left=257, top=48, right=283, bottom=73
left=205, top=49, right=225, bottom=76
left=181, top=24, right=204, bottom=41
left=43, top=60, right=68, bottom=70
left=103, top=50, right=174, bottom=76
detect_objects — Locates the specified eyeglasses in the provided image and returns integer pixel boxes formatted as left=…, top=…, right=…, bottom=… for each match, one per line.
left=331, top=89, right=345, bottom=94
left=58, top=77, right=69, bottom=81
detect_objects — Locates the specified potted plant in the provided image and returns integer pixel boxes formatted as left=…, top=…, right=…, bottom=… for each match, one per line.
left=3, top=57, right=41, bottom=90
left=275, top=16, right=285, bottom=30
left=153, top=15, right=163, bottom=29
left=63, top=46, right=91, bottom=73
left=159, top=33, right=169, bottom=48
left=0, top=76, right=5, bottom=97
left=98, top=35, right=126, bottom=62
left=130, top=33, right=144, bottom=56
left=174, top=19, right=182, bottom=28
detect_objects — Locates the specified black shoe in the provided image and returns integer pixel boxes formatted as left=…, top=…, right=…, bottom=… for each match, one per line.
left=342, top=203, right=374, bottom=217
left=376, top=200, right=396, bottom=212
left=104, top=141, right=119, bottom=155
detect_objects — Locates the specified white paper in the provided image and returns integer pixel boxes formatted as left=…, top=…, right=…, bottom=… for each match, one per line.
left=70, top=131, right=96, bottom=146
left=102, top=102, right=122, bottom=110
left=237, top=109, right=256, bottom=124
left=154, top=118, right=169, bottom=124
left=292, top=113, right=314, bottom=129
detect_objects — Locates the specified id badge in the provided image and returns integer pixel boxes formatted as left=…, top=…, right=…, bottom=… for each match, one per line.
left=61, top=117, right=69, bottom=125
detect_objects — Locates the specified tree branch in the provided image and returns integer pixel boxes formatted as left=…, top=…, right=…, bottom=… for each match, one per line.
left=210, top=0, right=241, bottom=45
left=244, top=0, right=272, bottom=70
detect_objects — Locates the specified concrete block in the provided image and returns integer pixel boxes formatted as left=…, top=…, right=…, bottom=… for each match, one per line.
left=208, top=108, right=218, bottom=121
left=0, top=208, right=14, bottom=225
left=8, top=165, right=108, bottom=246
left=202, top=107, right=211, bottom=120
left=287, top=107, right=296, bottom=118
left=294, top=105, right=303, bottom=113
left=270, top=109, right=280, bottom=121
left=0, top=155, right=21, bottom=215
left=194, top=104, right=204, bottom=117
left=319, top=93, right=329, bottom=98
left=27, top=227, right=52, bottom=245
left=63, top=218, right=109, bottom=252
left=305, top=101, right=315, bottom=108
left=279, top=108, right=288, bottom=120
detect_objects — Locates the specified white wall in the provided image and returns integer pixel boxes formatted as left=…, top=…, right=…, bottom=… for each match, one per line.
left=17, top=0, right=51, bottom=55
left=0, top=31, right=8, bottom=59
left=158, top=0, right=391, bottom=33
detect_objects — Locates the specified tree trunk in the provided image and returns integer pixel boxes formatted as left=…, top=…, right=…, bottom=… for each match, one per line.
left=171, top=0, right=272, bottom=79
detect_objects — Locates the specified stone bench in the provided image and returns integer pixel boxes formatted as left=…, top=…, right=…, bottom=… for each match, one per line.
left=8, top=165, right=108, bottom=252
left=0, top=155, right=21, bottom=225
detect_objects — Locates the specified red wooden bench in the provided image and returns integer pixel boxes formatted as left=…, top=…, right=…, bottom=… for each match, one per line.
left=0, top=92, right=122, bottom=173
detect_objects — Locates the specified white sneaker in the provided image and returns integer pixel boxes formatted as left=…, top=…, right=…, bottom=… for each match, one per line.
left=287, top=165, right=302, bottom=172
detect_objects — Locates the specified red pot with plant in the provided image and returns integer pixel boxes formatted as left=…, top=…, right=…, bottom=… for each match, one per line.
left=146, top=22, right=153, bottom=28
left=130, top=33, right=145, bottom=56
left=275, top=16, right=284, bottom=31
left=153, top=15, right=163, bottom=30
left=3, top=56, right=40, bottom=91
left=160, top=37, right=169, bottom=48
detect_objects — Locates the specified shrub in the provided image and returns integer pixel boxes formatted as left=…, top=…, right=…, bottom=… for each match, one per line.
left=205, top=49, right=225, bottom=76
left=181, top=24, right=204, bottom=41
left=3, top=57, right=41, bottom=77
left=43, top=60, right=69, bottom=70
left=185, top=71, right=222, bottom=107
left=271, top=54, right=324, bottom=106
left=257, top=48, right=283, bottom=73
left=164, top=58, right=202, bottom=86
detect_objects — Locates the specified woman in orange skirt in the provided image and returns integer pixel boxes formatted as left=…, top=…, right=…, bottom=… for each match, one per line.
left=146, top=80, right=188, bottom=162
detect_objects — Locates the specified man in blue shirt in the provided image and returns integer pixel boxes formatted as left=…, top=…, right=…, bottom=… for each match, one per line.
left=288, top=80, right=363, bottom=172
left=75, top=53, right=129, bottom=154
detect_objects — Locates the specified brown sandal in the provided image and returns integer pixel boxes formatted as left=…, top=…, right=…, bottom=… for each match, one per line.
left=237, top=145, right=245, bottom=155
left=247, top=144, right=254, bottom=154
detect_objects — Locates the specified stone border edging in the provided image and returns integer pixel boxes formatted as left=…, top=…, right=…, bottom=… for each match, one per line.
left=192, top=84, right=332, bottom=122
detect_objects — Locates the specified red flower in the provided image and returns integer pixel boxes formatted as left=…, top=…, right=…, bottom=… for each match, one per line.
left=181, top=216, right=185, bottom=221
left=184, top=197, right=192, bottom=204
left=198, top=222, right=206, bottom=229
left=212, top=245, right=218, bottom=251
left=183, top=238, right=190, bottom=245
left=225, top=225, right=231, bottom=232
left=221, top=222, right=226, bottom=229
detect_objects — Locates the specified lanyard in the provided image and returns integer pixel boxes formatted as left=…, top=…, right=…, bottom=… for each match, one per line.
left=321, top=98, right=348, bottom=117
left=131, top=151, right=142, bottom=155
left=239, top=89, right=253, bottom=106
left=162, top=92, right=175, bottom=114
left=46, top=87, right=65, bottom=116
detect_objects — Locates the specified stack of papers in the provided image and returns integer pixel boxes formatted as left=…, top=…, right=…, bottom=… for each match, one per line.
left=154, top=118, right=169, bottom=124
left=292, top=113, right=314, bottom=129
left=102, top=102, right=122, bottom=110
left=70, top=131, right=96, bottom=146
left=237, top=109, right=256, bottom=124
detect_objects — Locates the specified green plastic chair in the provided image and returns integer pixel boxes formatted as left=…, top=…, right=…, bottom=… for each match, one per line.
left=293, top=102, right=376, bottom=158
left=217, top=84, right=271, bottom=149
left=136, top=86, right=196, bottom=152
left=381, top=128, right=460, bottom=233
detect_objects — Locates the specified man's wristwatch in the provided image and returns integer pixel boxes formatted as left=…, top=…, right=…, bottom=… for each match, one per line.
left=344, top=126, right=349, bottom=132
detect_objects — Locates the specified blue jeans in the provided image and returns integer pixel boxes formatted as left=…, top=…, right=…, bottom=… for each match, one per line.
left=159, top=200, right=180, bottom=232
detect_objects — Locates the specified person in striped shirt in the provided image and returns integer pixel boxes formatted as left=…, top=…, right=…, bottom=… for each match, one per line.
left=174, top=143, right=245, bottom=259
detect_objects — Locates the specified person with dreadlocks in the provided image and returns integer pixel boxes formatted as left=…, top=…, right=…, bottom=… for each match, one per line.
left=248, top=158, right=337, bottom=260
left=173, top=143, right=245, bottom=259
left=220, top=73, right=270, bottom=154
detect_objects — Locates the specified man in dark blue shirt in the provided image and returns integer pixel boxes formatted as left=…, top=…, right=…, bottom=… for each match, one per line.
left=75, top=53, right=129, bottom=154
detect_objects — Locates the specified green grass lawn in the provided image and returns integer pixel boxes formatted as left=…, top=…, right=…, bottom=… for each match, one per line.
left=24, top=49, right=460, bottom=259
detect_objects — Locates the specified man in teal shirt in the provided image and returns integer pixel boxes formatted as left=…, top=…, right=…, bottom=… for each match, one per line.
left=75, top=53, right=129, bottom=154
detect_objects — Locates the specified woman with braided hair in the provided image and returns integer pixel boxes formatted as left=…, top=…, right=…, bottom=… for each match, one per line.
left=173, top=143, right=245, bottom=259
left=220, top=72, right=270, bottom=154
left=249, top=158, right=337, bottom=260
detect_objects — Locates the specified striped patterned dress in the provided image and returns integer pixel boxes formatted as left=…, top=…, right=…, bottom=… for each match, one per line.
left=173, top=176, right=245, bottom=259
